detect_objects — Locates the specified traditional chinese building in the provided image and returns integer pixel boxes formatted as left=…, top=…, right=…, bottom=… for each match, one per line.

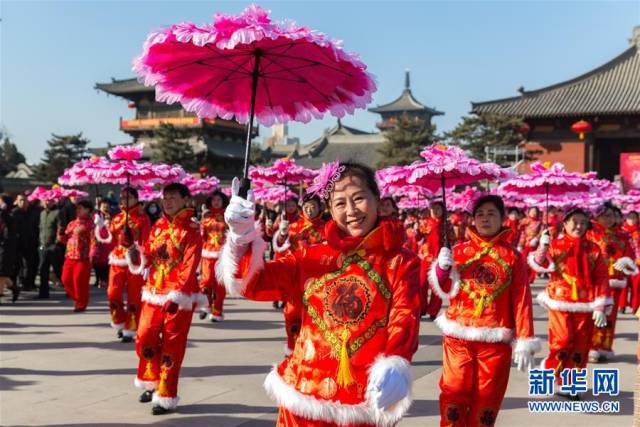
left=472, top=27, right=640, bottom=185
left=95, top=78, right=256, bottom=179
left=368, top=70, right=444, bottom=130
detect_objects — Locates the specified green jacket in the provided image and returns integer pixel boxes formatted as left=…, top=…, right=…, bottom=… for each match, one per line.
left=39, top=207, right=60, bottom=247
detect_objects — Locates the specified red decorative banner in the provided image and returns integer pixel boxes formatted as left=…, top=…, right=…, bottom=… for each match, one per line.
left=620, top=152, right=640, bottom=190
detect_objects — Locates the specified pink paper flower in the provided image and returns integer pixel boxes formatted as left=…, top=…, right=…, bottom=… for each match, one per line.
left=307, top=161, right=345, bottom=200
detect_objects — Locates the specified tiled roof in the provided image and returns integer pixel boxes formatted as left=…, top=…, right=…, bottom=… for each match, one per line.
left=472, top=45, right=640, bottom=118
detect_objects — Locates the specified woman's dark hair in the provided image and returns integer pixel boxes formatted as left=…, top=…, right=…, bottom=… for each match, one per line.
left=338, top=161, right=380, bottom=200
left=121, top=187, right=139, bottom=200
left=507, top=207, right=521, bottom=216
left=163, top=183, right=190, bottom=198
left=209, top=190, right=229, bottom=208
left=472, top=195, right=505, bottom=218
left=381, top=196, right=398, bottom=213
left=563, top=207, right=589, bottom=223
left=302, top=193, right=321, bottom=207
left=77, top=200, right=94, bottom=211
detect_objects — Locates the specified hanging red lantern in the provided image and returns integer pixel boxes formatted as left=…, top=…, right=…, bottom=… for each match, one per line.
left=571, top=120, right=592, bottom=140
left=516, top=122, right=531, bottom=136
left=199, top=165, right=208, bottom=176
left=127, top=102, right=136, bottom=109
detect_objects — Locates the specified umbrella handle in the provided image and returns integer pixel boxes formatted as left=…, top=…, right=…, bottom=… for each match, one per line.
left=441, top=173, right=450, bottom=249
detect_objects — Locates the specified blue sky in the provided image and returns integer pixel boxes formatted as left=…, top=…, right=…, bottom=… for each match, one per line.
left=1, top=0, right=638, bottom=163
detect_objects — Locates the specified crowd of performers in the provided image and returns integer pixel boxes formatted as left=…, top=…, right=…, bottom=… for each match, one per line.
left=1, top=161, right=639, bottom=426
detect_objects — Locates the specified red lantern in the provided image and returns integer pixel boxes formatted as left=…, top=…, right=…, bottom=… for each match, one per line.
left=517, top=122, right=531, bottom=136
left=127, top=102, right=136, bottom=109
left=571, top=120, right=592, bottom=140
left=199, top=165, right=208, bottom=176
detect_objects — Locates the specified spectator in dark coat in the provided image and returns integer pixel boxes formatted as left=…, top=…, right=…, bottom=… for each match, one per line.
left=0, top=194, right=19, bottom=302
left=11, top=194, right=39, bottom=291
left=37, top=199, right=63, bottom=299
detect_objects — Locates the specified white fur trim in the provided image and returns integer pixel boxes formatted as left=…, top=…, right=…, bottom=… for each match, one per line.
left=110, top=321, right=125, bottom=330
left=126, top=243, right=146, bottom=276
left=592, top=296, right=607, bottom=311
left=272, top=230, right=291, bottom=253
left=134, top=377, right=157, bottom=391
left=216, top=231, right=267, bottom=297
left=263, top=367, right=405, bottom=427
left=615, top=257, right=639, bottom=276
left=152, top=392, right=179, bottom=410
left=512, top=337, right=542, bottom=354
left=588, top=350, right=600, bottom=361
left=609, top=278, right=628, bottom=289
left=95, top=225, right=112, bottom=244
left=201, top=249, right=219, bottom=259
left=192, top=293, right=209, bottom=312
left=365, top=355, right=412, bottom=426
left=434, top=314, right=514, bottom=343
left=536, top=291, right=599, bottom=312
left=527, top=252, right=556, bottom=273
left=122, top=329, right=136, bottom=338
left=141, top=289, right=193, bottom=311
left=427, top=261, right=460, bottom=302
left=108, top=253, right=128, bottom=267
left=209, top=313, right=224, bottom=322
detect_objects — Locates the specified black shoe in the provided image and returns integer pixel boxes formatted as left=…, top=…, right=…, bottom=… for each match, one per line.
left=199, top=311, right=207, bottom=320
left=429, top=315, right=437, bottom=321
left=152, top=405, right=172, bottom=415
left=272, top=301, right=279, bottom=309
left=139, top=390, right=153, bottom=403
left=121, top=335, right=133, bottom=343
left=117, top=330, right=123, bottom=339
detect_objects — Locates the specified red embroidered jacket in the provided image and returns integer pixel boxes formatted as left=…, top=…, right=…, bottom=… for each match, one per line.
left=201, top=208, right=226, bottom=259
left=96, top=205, right=150, bottom=267
left=587, top=222, right=635, bottom=289
left=62, top=217, right=94, bottom=260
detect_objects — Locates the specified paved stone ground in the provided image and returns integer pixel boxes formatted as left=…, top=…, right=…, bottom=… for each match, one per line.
left=0, top=279, right=636, bottom=426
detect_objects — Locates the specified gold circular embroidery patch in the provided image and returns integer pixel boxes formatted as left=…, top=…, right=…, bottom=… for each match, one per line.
left=318, top=377, right=337, bottom=399
left=324, top=275, right=371, bottom=327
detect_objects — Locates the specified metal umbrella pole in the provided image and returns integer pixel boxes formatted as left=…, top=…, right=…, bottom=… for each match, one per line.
left=239, top=49, right=262, bottom=199
left=441, top=173, right=450, bottom=248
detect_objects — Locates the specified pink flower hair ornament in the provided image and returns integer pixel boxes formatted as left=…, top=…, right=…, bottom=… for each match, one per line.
left=307, top=161, right=346, bottom=200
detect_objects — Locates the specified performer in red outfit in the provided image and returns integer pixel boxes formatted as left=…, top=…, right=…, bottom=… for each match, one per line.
left=60, top=200, right=95, bottom=312
left=587, top=203, right=639, bottom=362
left=217, top=162, right=421, bottom=426
left=273, top=194, right=327, bottom=354
left=417, top=201, right=455, bottom=318
left=503, top=208, right=521, bottom=248
left=430, top=195, right=539, bottom=427
left=95, top=188, right=151, bottom=342
left=129, top=183, right=203, bottom=415
left=620, top=211, right=640, bottom=313
left=529, top=207, right=609, bottom=394
left=517, top=207, right=543, bottom=284
left=377, top=196, right=399, bottom=219
left=198, top=190, right=229, bottom=322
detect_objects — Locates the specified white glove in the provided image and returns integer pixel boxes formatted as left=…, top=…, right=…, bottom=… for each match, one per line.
left=613, top=257, right=639, bottom=275
left=437, top=247, right=453, bottom=270
left=513, top=351, right=535, bottom=372
left=224, top=177, right=256, bottom=244
left=367, top=364, right=410, bottom=411
left=539, top=230, right=550, bottom=247
left=279, top=220, right=289, bottom=235
left=530, top=238, right=539, bottom=248
left=94, top=214, right=105, bottom=227
left=517, top=246, right=524, bottom=253
left=592, top=310, right=607, bottom=328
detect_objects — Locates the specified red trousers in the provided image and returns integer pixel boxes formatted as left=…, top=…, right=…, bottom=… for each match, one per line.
left=277, top=407, right=374, bottom=427
left=284, top=302, right=302, bottom=352
left=618, top=276, right=640, bottom=312
left=135, top=302, right=193, bottom=400
left=591, top=288, right=621, bottom=355
left=200, top=257, right=225, bottom=316
left=107, top=264, right=144, bottom=333
left=61, top=258, right=91, bottom=310
left=439, top=336, right=511, bottom=427
left=419, top=258, right=442, bottom=317
left=544, top=310, right=593, bottom=383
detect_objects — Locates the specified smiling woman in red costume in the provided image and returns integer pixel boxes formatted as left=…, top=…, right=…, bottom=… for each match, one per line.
left=429, top=195, right=539, bottom=427
left=529, top=207, right=609, bottom=397
left=217, top=161, right=421, bottom=427
left=198, top=190, right=229, bottom=322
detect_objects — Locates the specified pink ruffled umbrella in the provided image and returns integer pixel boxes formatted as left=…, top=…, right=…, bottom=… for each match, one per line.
left=250, top=158, right=314, bottom=213
left=499, top=162, right=596, bottom=227
left=27, top=186, right=88, bottom=203
left=448, top=186, right=485, bottom=213
left=183, top=175, right=221, bottom=196
left=134, top=4, right=376, bottom=196
left=407, top=144, right=515, bottom=245
left=253, top=185, right=298, bottom=204
left=397, top=197, right=430, bottom=210
left=59, top=156, right=112, bottom=186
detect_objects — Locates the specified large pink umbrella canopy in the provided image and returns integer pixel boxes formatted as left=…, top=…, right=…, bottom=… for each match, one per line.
left=27, top=186, right=88, bottom=203
left=133, top=4, right=376, bottom=195
left=407, top=144, right=514, bottom=246
left=249, top=158, right=316, bottom=185
left=59, top=157, right=112, bottom=186
left=253, top=185, right=298, bottom=204
left=182, top=175, right=221, bottom=196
